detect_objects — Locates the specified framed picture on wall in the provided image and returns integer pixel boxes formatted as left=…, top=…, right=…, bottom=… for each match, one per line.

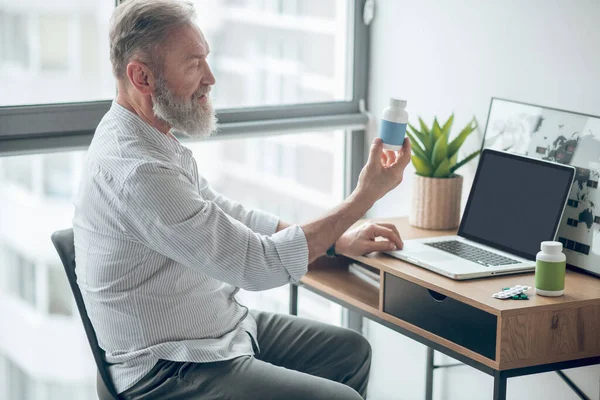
left=482, top=97, right=600, bottom=277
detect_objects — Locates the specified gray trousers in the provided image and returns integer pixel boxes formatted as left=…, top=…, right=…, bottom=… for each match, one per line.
left=122, top=310, right=371, bottom=400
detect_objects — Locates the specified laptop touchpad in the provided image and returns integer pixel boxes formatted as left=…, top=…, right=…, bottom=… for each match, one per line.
left=412, top=251, right=454, bottom=263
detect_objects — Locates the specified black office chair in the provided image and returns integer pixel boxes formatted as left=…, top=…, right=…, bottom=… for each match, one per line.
left=51, top=229, right=121, bottom=400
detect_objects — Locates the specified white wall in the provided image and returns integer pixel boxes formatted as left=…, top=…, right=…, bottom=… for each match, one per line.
left=368, top=0, right=600, bottom=218
left=366, top=1, right=600, bottom=399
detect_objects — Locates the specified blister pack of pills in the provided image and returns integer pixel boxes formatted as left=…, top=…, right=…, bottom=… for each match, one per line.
left=492, top=285, right=532, bottom=300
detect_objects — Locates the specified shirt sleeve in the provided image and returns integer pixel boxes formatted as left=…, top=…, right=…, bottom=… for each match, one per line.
left=118, top=162, right=308, bottom=290
left=197, top=178, right=279, bottom=236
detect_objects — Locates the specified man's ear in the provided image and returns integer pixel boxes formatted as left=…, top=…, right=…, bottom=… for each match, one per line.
left=126, top=61, right=155, bottom=96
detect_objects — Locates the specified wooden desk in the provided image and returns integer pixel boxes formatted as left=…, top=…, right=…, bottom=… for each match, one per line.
left=293, top=217, right=600, bottom=400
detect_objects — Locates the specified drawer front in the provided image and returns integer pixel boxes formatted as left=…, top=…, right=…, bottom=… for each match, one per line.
left=383, top=273, right=497, bottom=360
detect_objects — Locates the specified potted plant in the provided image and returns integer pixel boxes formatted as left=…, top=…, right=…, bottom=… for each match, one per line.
left=406, top=115, right=481, bottom=230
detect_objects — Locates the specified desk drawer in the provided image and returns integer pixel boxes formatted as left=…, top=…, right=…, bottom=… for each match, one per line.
left=383, top=273, right=497, bottom=360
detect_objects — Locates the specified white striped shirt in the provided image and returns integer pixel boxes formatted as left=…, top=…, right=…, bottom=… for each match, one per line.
left=72, top=101, right=309, bottom=393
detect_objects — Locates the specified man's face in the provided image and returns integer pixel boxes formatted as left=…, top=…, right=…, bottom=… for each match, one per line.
left=151, top=24, right=217, bottom=138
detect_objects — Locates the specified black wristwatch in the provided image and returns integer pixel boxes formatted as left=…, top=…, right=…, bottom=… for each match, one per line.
left=325, top=243, right=337, bottom=258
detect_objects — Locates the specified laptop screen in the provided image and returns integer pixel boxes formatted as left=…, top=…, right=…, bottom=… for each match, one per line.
left=458, top=149, right=575, bottom=260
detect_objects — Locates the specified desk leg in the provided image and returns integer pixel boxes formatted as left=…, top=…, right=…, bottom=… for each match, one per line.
left=556, top=371, right=590, bottom=400
left=493, top=371, right=507, bottom=400
left=425, top=347, right=434, bottom=400
left=346, top=309, right=363, bottom=333
left=289, top=284, right=298, bottom=316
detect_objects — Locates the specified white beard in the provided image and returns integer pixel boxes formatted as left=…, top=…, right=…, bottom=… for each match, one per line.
left=152, top=77, right=217, bottom=138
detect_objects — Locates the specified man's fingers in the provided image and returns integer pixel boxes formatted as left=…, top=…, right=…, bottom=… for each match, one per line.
left=381, top=151, right=389, bottom=166
left=402, top=136, right=411, bottom=151
left=368, top=138, right=384, bottom=166
left=368, top=224, right=403, bottom=249
left=384, top=150, right=395, bottom=166
left=391, top=137, right=411, bottom=165
left=377, top=223, right=403, bottom=248
left=363, top=239, right=397, bottom=252
left=400, top=137, right=412, bottom=164
left=378, top=222, right=399, bottom=234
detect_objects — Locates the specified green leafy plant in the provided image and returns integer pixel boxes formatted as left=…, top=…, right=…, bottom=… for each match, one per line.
left=407, top=115, right=481, bottom=178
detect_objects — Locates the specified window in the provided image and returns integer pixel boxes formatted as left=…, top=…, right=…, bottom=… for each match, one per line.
left=47, top=383, right=75, bottom=400
left=48, top=263, right=72, bottom=316
left=0, top=352, right=95, bottom=400
left=0, top=4, right=115, bottom=107
left=46, top=381, right=96, bottom=400
left=0, top=153, right=80, bottom=199
left=4, top=353, right=34, bottom=400
left=2, top=245, right=37, bottom=307
left=42, top=153, right=75, bottom=200
left=39, top=15, right=70, bottom=72
left=197, top=0, right=352, bottom=108
left=0, top=0, right=352, bottom=108
left=190, top=131, right=345, bottom=221
left=1, top=157, right=34, bottom=192
left=0, top=0, right=368, bottom=397
left=0, top=12, right=29, bottom=70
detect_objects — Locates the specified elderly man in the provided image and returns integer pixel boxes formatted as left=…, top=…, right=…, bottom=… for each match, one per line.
left=73, top=1, right=411, bottom=399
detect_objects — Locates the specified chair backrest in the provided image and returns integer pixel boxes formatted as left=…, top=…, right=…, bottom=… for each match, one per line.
left=51, top=229, right=120, bottom=400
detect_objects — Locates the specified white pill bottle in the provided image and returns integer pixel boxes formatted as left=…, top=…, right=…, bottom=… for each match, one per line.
left=379, top=98, right=408, bottom=151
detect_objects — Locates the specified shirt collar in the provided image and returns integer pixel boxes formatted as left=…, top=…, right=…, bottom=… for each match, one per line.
left=110, top=100, right=191, bottom=156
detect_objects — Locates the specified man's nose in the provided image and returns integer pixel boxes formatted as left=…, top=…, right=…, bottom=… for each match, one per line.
left=202, top=65, right=216, bottom=86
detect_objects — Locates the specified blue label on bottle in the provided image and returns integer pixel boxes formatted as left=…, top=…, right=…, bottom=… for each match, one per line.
left=379, top=120, right=407, bottom=146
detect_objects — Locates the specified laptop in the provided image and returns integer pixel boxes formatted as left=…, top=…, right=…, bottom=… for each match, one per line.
left=386, top=149, right=575, bottom=280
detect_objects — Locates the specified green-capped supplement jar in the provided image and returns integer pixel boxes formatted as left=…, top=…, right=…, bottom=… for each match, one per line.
left=535, top=241, right=566, bottom=297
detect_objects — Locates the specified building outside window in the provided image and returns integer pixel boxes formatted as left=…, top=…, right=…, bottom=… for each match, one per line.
left=2, top=245, right=37, bottom=308
left=0, top=11, right=29, bottom=71
left=2, top=157, right=34, bottom=192
left=42, top=153, right=75, bottom=200
left=47, top=262, right=72, bottom=317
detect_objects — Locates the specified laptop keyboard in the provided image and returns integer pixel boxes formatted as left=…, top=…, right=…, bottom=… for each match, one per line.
left=425, top=240, right=520, bottom=267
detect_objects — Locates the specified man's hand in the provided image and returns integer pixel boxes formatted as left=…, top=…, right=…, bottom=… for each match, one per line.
left=335, top=222, right=403, bottom=257
left=355, top=137, right=411, bottom=205
left=300, top=137, right=410, bottom=263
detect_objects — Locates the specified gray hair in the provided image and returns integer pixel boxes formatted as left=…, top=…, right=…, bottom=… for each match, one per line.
left=110, top=0, right=196, bottom=79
